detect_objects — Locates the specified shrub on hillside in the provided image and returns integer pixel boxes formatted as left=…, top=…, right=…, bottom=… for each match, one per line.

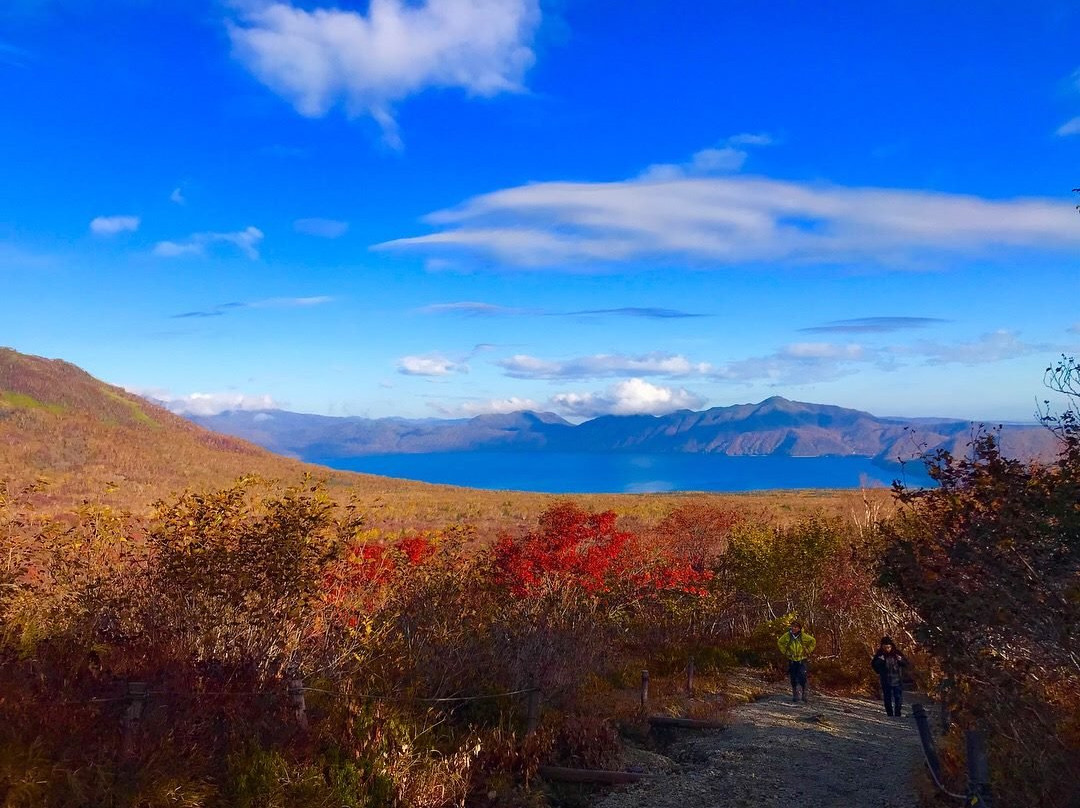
left=884, top=359, right=1080, bottom=807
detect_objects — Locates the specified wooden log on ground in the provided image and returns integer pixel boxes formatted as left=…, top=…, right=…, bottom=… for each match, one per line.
left=647, top=716, right=726, bottom=729
left=538, top=765, right=656, bottom=784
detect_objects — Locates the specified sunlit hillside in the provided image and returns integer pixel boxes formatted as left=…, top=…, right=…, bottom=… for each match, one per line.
left=0, top=347, right=887, bottom=532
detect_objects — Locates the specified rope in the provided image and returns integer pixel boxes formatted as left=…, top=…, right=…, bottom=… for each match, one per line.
left=53, top=696, right=128, bottom=706
left=43, top=686, right=537, bottom=705
left=302, top=686, right=537, bottom=704
left=147, top=689, right=270, bottom=698
left=914, top=724, right=967, bottom=801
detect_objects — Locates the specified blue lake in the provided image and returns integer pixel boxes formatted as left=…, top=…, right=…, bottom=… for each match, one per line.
left=311, top=452, right=934, bottom=494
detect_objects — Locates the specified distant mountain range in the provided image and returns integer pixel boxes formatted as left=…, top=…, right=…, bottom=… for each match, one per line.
left=191, top=397, right=1059, bottom=463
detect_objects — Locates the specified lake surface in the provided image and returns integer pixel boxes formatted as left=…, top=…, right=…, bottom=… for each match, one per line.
left=311, top=452, right=934, bottom=494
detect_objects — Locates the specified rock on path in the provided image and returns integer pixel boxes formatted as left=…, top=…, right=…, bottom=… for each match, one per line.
left=597, top=688, right=925, bottom=808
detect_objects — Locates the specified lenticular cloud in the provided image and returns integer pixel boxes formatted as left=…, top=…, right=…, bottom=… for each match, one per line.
left=377, top=175, right=1080, bottom=267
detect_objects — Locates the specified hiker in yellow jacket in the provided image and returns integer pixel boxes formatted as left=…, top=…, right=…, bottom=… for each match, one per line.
left=778, top=620, right=816, bottom=703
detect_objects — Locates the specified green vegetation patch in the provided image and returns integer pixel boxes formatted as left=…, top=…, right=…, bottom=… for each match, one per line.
left=0, top=391, right=66, bottom=415
left=103, top=389, right=159, bottom=427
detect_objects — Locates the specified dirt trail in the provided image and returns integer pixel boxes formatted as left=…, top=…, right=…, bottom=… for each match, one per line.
left=597, top=683, right=926, bottom=808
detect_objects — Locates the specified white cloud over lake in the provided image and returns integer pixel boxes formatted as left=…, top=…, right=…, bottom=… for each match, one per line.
left=550, top=378, right=705, bottom=417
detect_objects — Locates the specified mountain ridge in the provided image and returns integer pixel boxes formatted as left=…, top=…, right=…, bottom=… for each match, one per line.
left=190, top=397, right=1057, bottom=463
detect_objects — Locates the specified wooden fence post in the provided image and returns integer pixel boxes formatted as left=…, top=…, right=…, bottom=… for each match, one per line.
left=121, top=682, right=147, bottom=760
left=525, top=689, right=540, bottom=735
left=640, top=670, right=649, bottom=711
left=965, top=730, right=992, bottom=806
left=287, top=672, right=308, bottom=731
left=686, top=657, right=695, bottom=696
left=912, top=704, right=942, bottom=782
left=117, top=682, right=148, bottom=808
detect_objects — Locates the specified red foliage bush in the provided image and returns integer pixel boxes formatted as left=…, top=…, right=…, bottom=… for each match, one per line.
left=491, top=501, right=712, bottom=602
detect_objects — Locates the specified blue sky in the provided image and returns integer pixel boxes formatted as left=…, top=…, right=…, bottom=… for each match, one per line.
left=2, top=0, right=1079, bottom=422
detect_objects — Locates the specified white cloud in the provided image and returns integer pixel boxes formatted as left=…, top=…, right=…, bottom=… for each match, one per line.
left=134, top=388, right=278, bottom=416
left=252, top=295, right=333, bottom=308
left=498, top=352, right=712, bottom=379
left=550, top=378, right=705, bottom=418
left=154, top=226, right=264, bottom=259
left=170, top=187, right=186, bottom=205
left=781, top=342, right=867, bottom=360
left=709, top=343, right=882, bottom=385
left=640, top=133, right=773, bottom=180
left=1056, top=116, right=1080, bottom=136
left=727, top=132, right=774, bottom=147
left=294, top=217, right=349, bottom=238
left=701, top=332, right=1049, bottom=386
left=172, top=296, right=332, bottom=318
left=440, top=396, right=541, bottom=416
left=914, top=330, right=1047, bottom=365
left=418, top=301, right=531, bottom=315
left=90, top=215, right=140, bottom=235
left=228, top=0, right=541, bottom=146
left=397, top=354, right=467, bottom=376
left=377, top=175, right=1080, bottom=268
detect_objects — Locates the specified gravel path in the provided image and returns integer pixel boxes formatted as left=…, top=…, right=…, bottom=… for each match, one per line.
left=597, top=684, right=925, bottom=808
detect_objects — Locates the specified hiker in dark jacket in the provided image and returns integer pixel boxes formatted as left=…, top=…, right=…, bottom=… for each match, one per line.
left=871, top=636, right=908, bottom=717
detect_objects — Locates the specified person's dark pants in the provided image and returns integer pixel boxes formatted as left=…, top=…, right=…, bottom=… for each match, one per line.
left=788, top=660, right=808, bottom=700
left=882, top=683, right=903, bottom=716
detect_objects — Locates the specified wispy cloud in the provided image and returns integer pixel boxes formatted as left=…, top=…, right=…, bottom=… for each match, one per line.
left=550, top=378, right=705, bottom=418
left=1057, top=116, right=1080, bottom=136
left=228, top=0, right=541, bottom=147
left=397, top=354, right=468, bottom=376
left=498, top=352, right=712, bottom=380
left=709, top=342, right=883, bottom=385
left=90, top=215, right=140, bottom=235
left=133, top=388, right=278, bottom=416
left=565, top=307, right=707, bottom=319
left=417, top=301, right=534, bottom=316
left=377, top=175, right=1080, bottom=269
left=171, top=296, right=333, bottom=318
left=1056, top=68, right=1080, bottom=136
left=0, top=40, right=31, bottom=68
left=914, top=330, right=1049, bottom=365
left=418, top=301, right=705, bottom=318
left=641, top=133, right=774, bottom=180
left=706, top=331, right=1051, bottom=386
left=294, top=218, right=349, bottom=238
left=154, top=226, right=264, bottom=259
left=800, top=316, right=948, bottom=334
left=170, top=187, right=186, bottom=205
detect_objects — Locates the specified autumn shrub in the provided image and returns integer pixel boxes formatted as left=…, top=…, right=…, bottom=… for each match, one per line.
left=0, top=475, right=909, bottom=806
left=484, top=501, right=715, bottom=707
left=884, top=362, right=1080, bottom=808
left=548, top=714, right=621, bottom=770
